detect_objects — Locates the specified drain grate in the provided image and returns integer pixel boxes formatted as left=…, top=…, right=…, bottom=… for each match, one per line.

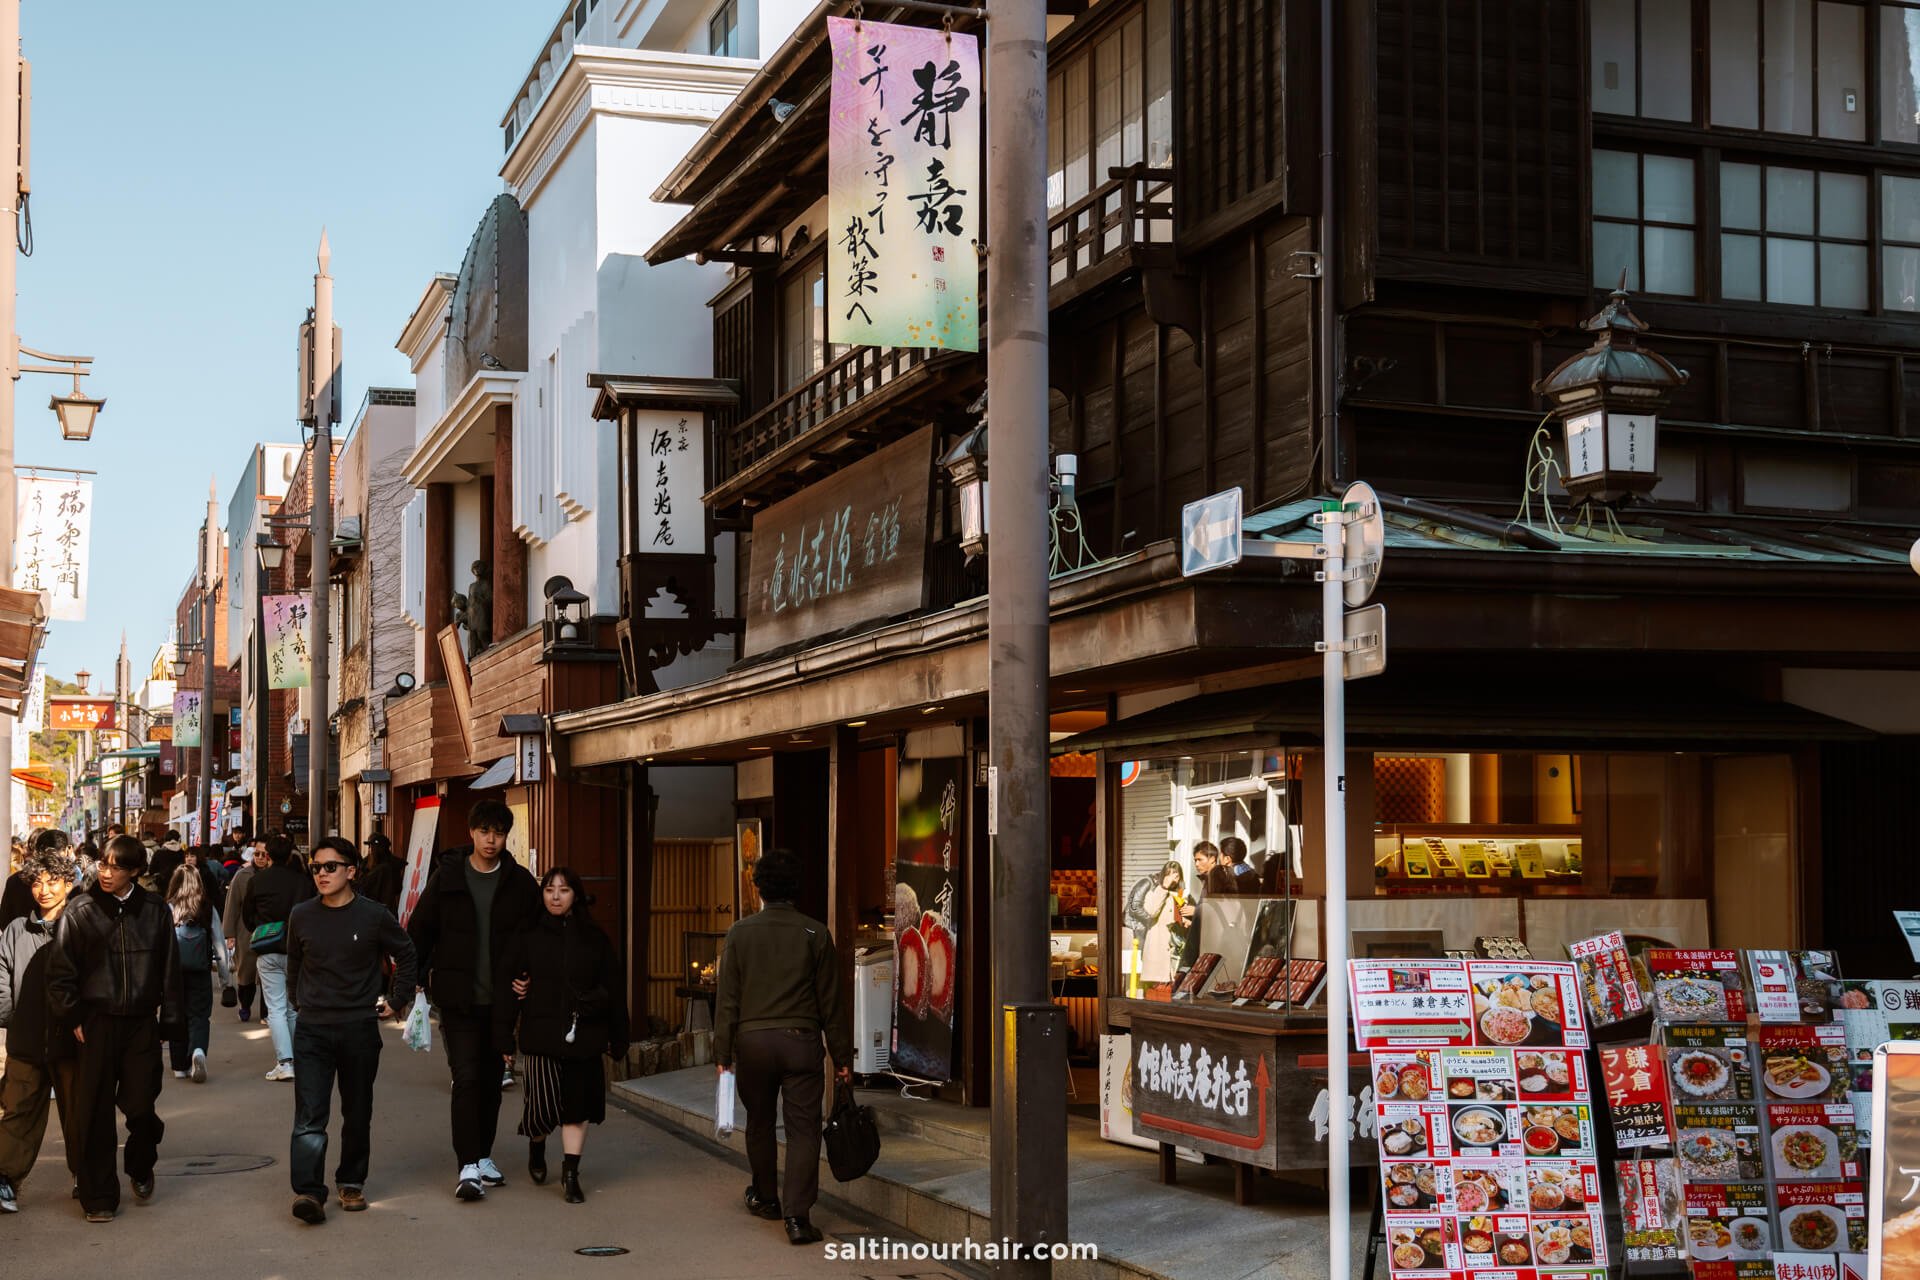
left=152, top=1154, right=275, bottom=1176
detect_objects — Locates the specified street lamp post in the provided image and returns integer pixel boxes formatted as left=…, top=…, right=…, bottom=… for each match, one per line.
left=301, top=234, right=337, bottom=842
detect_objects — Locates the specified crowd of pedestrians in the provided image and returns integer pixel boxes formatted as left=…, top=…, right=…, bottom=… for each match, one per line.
left=0, top=803, right=852, bottom=1245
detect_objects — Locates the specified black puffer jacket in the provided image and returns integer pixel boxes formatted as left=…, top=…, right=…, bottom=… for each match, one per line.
left=407, top=848, right=540, bottom=1011
left=44, top=883, right=185, bottom=1051
left=0, top=912, right=57, bottom=1063
left=493, top=911, right=629, bottom=1060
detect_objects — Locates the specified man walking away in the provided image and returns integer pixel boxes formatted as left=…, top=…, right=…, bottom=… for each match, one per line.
left=714, top=849, right=853, bottom=1246
left=0, top=844, right=86, bottom=1212
left=356, top=834, right=403, bottom=916
left=45, top=835, right=184, bottom=1223
left=406, top=799, right=539, bottom=1202
left=223, top=840, right=261, bottom=1023
left=243, top=833, right=313, bottom=1080
left=284, top=837, right=417, bottom=1224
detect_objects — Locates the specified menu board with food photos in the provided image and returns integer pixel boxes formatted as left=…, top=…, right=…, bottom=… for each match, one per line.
left=1466, top=961, right=1591, bottom=1050
left=1758, top=1026, right=1852, bottom=1105
left=1365, top=958, right=1608, bottom=1280
left=1350, top=960, right=1476, bottom=1049
left=1775, top=1181, right=1866, bottom=1253
left=1647, top=950, right=1749, bottom=1024
left=1674, top=1101, right=1766, bottom=1182
left=1667, top=1024, right=1756, bottom=1104
left=1768, top=1104, right=1863, bottom=1183
left=1685, top=1182, right=1776, bottom=1280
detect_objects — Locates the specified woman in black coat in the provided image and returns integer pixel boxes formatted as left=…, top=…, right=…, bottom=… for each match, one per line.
left=494, top=867, right=629, bottom=1203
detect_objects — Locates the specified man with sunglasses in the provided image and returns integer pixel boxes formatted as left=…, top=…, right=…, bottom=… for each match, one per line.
left=284, top=837, right=416, bottom=1224
left=44, top=834, right=184, bottom=1223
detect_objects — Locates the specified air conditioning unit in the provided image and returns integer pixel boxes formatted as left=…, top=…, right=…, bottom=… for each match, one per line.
left=853, top=945, right=894, bottom=1075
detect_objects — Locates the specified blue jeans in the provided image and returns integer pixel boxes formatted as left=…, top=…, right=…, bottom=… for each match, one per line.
left=257, top=953, right=297, bottom=1063
left=290, top=1018, right=382, bottom=1199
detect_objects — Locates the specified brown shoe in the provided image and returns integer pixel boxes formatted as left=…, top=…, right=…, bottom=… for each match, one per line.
left=338, top=1186, right=367, bottom=1212
left=292, top=1195, right=326, bottom=1224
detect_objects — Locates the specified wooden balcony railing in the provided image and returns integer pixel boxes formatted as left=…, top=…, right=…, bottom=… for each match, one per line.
left=716, top=341, right=948, bottom=489
left=1048, top=164, right=1174, bottom=293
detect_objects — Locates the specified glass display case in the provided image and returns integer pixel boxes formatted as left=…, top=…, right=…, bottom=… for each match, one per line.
left=682, top=930, right=727, bottom=992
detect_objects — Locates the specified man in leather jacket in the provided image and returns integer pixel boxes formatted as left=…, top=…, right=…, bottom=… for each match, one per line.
left=45, top=834, right=184, bottom=1222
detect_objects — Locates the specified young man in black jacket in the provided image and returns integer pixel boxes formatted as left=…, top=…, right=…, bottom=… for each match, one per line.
left=284, top=837, right=417, bottom=1224
left=406, top=799, right=539, bottom=1202
left=44, top=835, right=185, bottom=1223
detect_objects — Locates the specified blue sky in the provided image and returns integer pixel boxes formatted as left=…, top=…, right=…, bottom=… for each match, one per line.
left=19, top=0, right=559, bottom=689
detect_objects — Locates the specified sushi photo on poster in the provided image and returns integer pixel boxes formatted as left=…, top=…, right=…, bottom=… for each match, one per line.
left=892, top=753, right=965, bottom=1081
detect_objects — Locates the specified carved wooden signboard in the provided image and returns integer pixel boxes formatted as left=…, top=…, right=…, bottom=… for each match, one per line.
left=742, top=426, right=933, bottom=657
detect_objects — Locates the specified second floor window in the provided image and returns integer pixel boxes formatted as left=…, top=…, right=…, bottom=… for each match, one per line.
left=710, top=0, right=740, bottom=57
left=1592, top=0, right=1694, bottom=121
left=1594, top=150, right=1697, bottom=295
left=779, top=255, right=846, bottom=391
left=1721, top=162, right=1869, bottom=308
left=1710, top=0, right=1867, bottom=141
left=1046, top=0, right=1172, bottom=213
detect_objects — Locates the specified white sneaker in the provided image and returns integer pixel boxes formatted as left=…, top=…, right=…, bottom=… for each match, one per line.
left=173, top=1069, right=189, bottom=1079
left=476, top=1157, right=505, bottom=1187
left=191, top=1049, right=208, bottom=1083
left=0, top=1174, right=17, bottom=1212
left=265, top=1062, right=295, bottom=1082
left=455, top=1164, right=485, bottom=1201
left=501, top=1066, right=515, bottom=1090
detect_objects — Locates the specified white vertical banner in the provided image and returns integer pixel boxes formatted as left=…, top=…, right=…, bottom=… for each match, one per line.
left=14, top=475, right=91, bottom=620
left=633, top=409, right=707, bottom=557
left=11, top=662, right=41, bottom=765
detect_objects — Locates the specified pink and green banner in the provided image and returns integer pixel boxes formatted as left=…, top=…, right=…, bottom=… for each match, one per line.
left=827, top=16, right=979, bottom=352
left=173, top=689, right=202, bottom=749
left=263, top=593, right=312, bottom=690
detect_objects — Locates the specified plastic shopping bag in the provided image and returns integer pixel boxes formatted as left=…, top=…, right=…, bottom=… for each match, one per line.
left=715, top=1069, right=738, bottom=1138
left=403, top=995, right=433, bottom=1054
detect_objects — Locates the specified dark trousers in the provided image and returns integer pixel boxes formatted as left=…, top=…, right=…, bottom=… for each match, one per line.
left=440, top=1006, right=502, bottom=1166
left=736, top=1027, right=826, bottom=1217
left=68, top=1014, right=164, bottom=1214
left=236, top=982, right=258, bottom=1017
left=290, top=1018, right=383, bottom=1200
left=168, top=972, right=214, bottom=1070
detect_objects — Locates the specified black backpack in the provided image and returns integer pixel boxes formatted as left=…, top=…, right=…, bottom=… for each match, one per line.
left=822, top=1087, right=881, bottom=1182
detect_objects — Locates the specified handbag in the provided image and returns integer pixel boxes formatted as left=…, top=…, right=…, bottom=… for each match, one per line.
left=821, top=1084, right=880, bottom=1182
left=249, top=920, right=287, bottom=956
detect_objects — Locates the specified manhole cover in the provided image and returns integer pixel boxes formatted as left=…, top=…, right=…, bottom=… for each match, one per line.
left=152, top=1154, right=275, bottom=1176
left=575, top=1247, right=630, bottom=1257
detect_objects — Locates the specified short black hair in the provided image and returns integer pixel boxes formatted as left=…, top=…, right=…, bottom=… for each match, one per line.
left=263, top=833, right=296, bottom=866
left=30, top=828, right=71, bottom=856
left=1220, top=835, right=1248, bottom=865
left=752, top=848, right=802, bottom=903
left=105, top=834, right=149, bottom=874
left=312, top=836, right=360, bottom=869
left=468, top=798, right=513, bottom=835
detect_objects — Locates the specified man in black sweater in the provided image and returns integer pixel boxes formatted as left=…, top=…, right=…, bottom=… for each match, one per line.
left=285, top=836, right=417, bottom=1224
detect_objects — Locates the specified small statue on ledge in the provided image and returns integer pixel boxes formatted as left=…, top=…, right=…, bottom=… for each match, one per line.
left=466, top=560, right=492, bottom=657
left=450, top=591, right=472, bottom=656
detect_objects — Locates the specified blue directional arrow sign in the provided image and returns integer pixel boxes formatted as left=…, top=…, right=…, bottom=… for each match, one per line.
left=1180, top=488, right=1244, bottom=577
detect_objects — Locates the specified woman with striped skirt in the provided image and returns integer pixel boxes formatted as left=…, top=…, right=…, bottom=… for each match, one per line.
left=494, top=867, right=629, bottom=1203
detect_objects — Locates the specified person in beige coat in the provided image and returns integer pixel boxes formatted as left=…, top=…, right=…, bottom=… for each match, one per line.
left=223, top=852, right=260, bottom=1022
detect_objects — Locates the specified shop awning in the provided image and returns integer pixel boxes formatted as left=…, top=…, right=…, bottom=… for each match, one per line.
left=99, top=746, right=161, bottom=760
left=468, top=755, right=516, bottom=790
left=11, top=768, right=54, bottom=794
left=1060, top=673, right=1876, bottom=756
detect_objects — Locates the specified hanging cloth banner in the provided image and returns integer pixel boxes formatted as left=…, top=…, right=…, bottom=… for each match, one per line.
left=263, top=593, right=312, bottom=689
left=173, top=689, right=202, bottom=748
left=13, top=475, right=91, bottom=621
left=827, top=16, right=980, bottom=352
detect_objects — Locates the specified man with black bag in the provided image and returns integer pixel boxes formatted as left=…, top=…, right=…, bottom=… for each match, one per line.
left=714, top=849, right=854, bottom=1246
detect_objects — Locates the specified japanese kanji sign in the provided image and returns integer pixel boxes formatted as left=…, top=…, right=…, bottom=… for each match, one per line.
left=13, top=475, right=91, bottom=620
left=47, top=695, right=112, bottom=732
left=827, top=17, right=979, bottom=351
left=1130, top=1015, right=1279, bottom=1168
left=173, top=689, right=202, bottom=748
left=263, top=593, right=312, bottom=690
left=629, top=409, right=705, bottom=557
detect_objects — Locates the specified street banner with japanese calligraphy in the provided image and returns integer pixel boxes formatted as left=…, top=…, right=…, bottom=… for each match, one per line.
left=630, top=410, right=705, bottom=557
left=263, top=593, right=312, bottom=689
left=12, top=475, right=90, bottom=620
left=173, top=689, right=202, bottom=748
left=827, top=17, right=979, bottom=351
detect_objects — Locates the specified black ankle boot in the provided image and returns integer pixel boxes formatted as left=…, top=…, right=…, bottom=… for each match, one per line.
left=528, top=1140, right=547, bottom=1185
left=562, top=1154, right=583, bottom=1204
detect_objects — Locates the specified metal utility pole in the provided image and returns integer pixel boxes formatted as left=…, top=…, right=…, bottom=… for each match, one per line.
left=306, top=232, right=334, bottom=842
left=985, top=1, right=1067, bottom=1276
left=0, top=0, right=20, bottom=844
left=199, top=481, right=216, bottom=846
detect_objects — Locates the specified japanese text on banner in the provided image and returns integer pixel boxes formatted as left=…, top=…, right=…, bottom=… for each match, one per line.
left=263, top=594, right=313, bottom=690
left=173, top=689, right=202, bottom=748
left=13, top=475, right=91, bottom=621
left=631, top=409, right=705, bottom=556
left=827, top=17, right=979, bottom=351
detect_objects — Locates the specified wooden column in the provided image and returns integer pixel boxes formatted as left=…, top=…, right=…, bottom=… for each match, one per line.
left=423, top=483, right=454, bottom=683
left=492, top=405, right=527, bottom=640
left=827, top=726, right=860, bottom=977
left=629, top=764, right=653, bottom=1039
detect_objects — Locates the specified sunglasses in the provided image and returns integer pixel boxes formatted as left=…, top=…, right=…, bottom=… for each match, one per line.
left=310, top=861, right=354, bottom=876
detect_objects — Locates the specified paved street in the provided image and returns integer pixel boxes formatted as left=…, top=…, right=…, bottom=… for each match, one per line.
left=2, top=1013, right=950, bottom=1280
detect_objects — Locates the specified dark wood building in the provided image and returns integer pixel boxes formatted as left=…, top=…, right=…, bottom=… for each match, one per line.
left=557, top=0, right=1920, bottom=1108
